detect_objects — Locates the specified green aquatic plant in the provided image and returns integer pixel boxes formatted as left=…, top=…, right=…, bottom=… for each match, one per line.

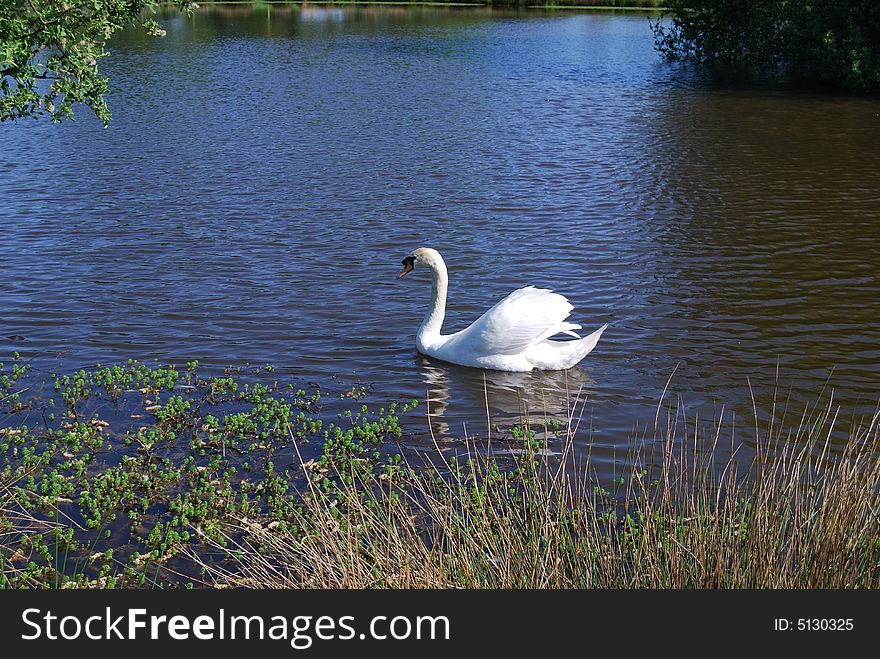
left=2, top=357, right=878, bottom=589
left=0, top=359, right=420, bottom=587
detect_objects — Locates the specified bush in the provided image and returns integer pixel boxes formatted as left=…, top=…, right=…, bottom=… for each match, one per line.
left=653, top=0, right=880, bottom=91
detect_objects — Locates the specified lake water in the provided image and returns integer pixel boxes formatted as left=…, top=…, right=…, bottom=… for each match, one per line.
left=2, top=5, right=879, bottom=475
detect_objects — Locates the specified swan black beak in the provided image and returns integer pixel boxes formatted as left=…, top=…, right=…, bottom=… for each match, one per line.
left=396, top=256, right=415, bottom=280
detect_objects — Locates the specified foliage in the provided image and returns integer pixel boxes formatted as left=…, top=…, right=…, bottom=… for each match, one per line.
left=3, top=356, right=878, bottom=589
left=0, top=357, right=418, bottom=587
left=0, top=0, right=196, bottom=125
left=653, top=0, right=880, bottom=91
left=500, top=0, right=661, bottom=6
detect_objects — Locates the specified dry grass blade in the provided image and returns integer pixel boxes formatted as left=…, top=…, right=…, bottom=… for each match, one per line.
left=186, top=391, right=880, bottom=589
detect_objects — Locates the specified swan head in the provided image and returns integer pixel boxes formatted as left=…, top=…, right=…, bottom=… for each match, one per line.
left=396, top=247, right=444, bottom=279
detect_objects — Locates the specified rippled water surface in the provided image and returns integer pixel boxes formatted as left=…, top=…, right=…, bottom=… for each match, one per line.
left=3, top=6, right=880, bottom=473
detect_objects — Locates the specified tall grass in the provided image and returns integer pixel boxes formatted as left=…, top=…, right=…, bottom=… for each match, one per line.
left=189, top=396, right=880, bottom=589
left=3, top=354, right=878, bottom=588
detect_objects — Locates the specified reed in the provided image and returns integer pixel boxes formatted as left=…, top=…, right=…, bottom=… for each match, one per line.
left=188, top=394, right=880, bottom=589
left=3, top=358, right=878, bottom=588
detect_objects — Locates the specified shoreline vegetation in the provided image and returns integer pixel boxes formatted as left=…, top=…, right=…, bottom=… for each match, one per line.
left=1, top=0, right=664, bottom=125
left=2, top=358, right=878, bottom=589
left=5, top=1, right=875, bottom=128
left=164, top=1, right=666, bottom=9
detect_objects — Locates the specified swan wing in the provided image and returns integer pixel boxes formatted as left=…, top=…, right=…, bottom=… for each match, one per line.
left=457, top=286, right=580, bottom=356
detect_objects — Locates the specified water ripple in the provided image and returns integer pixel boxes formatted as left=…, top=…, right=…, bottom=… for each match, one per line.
left=2, top=7, right=879, bottom=472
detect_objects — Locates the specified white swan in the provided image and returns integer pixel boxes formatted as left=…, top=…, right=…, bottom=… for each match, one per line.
left=396, top=248, right=607, bottom=372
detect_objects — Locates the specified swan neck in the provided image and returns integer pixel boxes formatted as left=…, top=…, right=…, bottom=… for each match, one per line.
left=418, top=260, right=448, bottom=345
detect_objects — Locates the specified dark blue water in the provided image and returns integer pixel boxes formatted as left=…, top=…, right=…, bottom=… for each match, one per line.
left=3, top=6, right=880, bottom=474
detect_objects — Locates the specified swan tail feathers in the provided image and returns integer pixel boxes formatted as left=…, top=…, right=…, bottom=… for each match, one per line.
left=527, top=323, right=608, bottom=370
left=564, top=323, right=607, bottom=365
left=558, top=322, right=582, bottom=338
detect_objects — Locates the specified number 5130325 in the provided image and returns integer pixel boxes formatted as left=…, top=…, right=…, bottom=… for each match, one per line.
left=774, top=619, right=853, bottom=631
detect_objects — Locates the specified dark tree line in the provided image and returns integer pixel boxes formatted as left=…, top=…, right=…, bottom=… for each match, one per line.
left=653, top=0, right=880, bottom=91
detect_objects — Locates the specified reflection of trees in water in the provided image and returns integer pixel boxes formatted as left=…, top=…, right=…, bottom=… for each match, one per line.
left=418, top=356, right=596, bottom=439
left=634, top=84, right=880, bottom=421
left=139, top=4, right=499, bottom=41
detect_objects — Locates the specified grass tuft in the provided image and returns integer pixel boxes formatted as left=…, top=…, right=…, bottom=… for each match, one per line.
left=188, top=398, right=880, bottom=589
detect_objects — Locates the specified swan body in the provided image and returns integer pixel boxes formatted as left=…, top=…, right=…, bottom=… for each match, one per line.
left=397, top=248, right=607, bottom=372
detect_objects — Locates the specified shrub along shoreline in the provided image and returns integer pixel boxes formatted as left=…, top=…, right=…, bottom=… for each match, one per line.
left=177, top=1, right=665, bottom=9
left=1, top=357, right=878, bottom=588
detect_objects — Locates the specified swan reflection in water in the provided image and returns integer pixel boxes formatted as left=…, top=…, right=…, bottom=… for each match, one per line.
left=417, top=356, right=597, bottom=443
